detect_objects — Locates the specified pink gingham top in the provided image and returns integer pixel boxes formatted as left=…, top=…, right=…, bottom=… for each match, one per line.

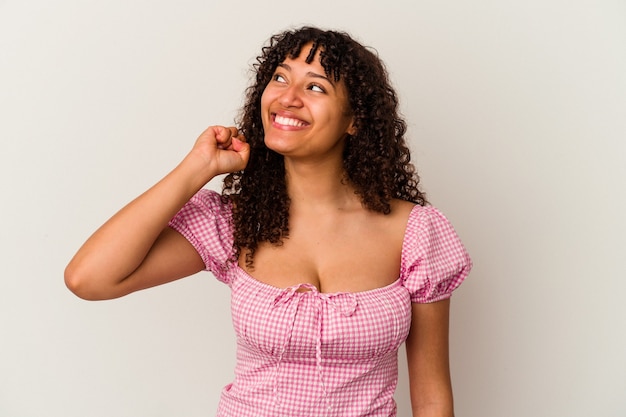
left=169, top=189, right=471, bottom=417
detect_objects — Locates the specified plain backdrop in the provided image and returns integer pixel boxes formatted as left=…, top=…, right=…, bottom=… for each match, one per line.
left=1, top=1, right=625, bottom=416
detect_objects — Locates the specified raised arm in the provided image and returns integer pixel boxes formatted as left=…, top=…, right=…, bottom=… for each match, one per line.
left=405, top=299, right=455, bottom=417
left=64, top=126, right=249, bottom=300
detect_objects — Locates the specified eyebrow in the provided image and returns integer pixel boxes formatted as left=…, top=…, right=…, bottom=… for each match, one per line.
left=277, top=63, right=335, bottom=88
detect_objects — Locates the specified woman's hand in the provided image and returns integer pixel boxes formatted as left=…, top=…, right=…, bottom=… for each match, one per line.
left=187, top=125, right=250, bottom=177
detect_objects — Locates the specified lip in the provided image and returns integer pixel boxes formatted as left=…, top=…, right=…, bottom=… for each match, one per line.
left=270, top=111, right=310, bottom=131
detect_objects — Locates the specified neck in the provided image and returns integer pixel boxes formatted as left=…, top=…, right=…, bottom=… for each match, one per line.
left=284, top=157, right=360, bottom=212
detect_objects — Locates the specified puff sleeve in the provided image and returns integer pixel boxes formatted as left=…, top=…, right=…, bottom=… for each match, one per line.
left=400, top=205, right=472, bottom=303
left=168, top=189, right=236, bottom=284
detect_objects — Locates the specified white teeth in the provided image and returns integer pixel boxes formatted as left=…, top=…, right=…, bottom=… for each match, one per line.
left=275, top=115, right=306, bottom=127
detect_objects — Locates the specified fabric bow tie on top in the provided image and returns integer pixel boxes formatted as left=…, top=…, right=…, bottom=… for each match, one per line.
left=272, top=282, right=358, bottom=315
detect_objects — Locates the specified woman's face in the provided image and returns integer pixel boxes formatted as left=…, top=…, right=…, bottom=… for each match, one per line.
left=260, top=44, right=355, bottom=162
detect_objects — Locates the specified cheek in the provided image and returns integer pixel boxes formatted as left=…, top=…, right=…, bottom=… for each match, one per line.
left=317, top=105, right=347, bottom=129
left=260, top=90, right=268, bottom=112
left=260, top=88, right=279, bottom=112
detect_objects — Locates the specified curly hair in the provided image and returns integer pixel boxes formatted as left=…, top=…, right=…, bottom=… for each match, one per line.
left=222, top=26, right=426, bottom=267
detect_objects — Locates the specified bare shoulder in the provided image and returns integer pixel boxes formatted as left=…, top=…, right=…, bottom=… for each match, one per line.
left=363, top=198, right=417, bottom=241
left=389, top=198, right=417, bottom=228
left=390, top=198, right=417, bottom=216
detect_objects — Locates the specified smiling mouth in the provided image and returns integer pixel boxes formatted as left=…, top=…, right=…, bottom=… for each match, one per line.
left=273, top=114, right=309, bottom=128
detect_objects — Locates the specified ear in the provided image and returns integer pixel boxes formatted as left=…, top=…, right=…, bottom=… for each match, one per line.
left=346, top=118, right=357, bottom=136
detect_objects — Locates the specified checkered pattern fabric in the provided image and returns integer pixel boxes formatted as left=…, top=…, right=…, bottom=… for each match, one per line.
left=169, top=189, right=472, bottom=417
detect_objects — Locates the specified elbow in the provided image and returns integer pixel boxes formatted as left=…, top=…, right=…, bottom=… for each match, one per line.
left=64, top=262, right=108, bottom=301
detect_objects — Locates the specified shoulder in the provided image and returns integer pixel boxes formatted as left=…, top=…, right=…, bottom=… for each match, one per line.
left=399, top=202, right=472, bottom=303
left=389, top=199, right=419, bottom=226
left=388, top=199, right=461, bottom=240
left=403, top=203, right=458, bottom=241
left=169, top=188, right=233, bottom=242
left=363, top=199, right=416, bottom=241
left=390, top=198, right=417, bottom=215
left=190, top=188, right=232, bottom=212
left=168, top=189, right=237, bottom=280
left=175, top=188, right=233, bottom=223
left=388, top=199, right=460, bottom=237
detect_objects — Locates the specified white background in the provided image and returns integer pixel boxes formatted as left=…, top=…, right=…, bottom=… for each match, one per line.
left=1, top=0, right=625, bottom=416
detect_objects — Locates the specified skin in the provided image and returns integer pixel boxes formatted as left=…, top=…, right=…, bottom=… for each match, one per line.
left=64, top=126, right=248, bottom=299
left=65, top=45, right=454, bottom=417
left=260, top=54, right=356, bottom=163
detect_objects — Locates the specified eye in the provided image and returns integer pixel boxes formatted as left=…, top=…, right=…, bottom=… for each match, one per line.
left=308, top=84, right=326, bottom=93
left=272, top=74, right=286, bottom=83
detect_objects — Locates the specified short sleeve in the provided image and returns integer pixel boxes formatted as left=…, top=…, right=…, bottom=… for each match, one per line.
left=168, top=189, right=236, bottom=284
left=400, top=205, right=472, bottom=303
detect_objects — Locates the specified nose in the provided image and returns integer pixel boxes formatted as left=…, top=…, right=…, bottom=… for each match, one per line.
left=278, top=85, right=303, bottom=108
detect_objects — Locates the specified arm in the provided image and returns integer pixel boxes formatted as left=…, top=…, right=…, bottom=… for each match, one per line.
left=64, top=126, right=249, bottom=300
left=405, top=299, right=454, bottom=417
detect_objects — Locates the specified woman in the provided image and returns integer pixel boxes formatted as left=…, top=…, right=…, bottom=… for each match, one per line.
left=65, top=27, right=472, bottom=417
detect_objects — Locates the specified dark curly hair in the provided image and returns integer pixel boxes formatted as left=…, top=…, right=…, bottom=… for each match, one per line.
left=222, top=26, right=426, bottom=267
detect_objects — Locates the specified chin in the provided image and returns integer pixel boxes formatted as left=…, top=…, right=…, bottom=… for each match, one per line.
left=264, top=133, right=295, bottom=154
left=264, top=143, right=292, bottom=157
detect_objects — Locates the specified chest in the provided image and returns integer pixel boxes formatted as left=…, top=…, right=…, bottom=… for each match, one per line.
left=230, top=270, right=412, bottom=361
left=240, top=212, right=407, bottom=293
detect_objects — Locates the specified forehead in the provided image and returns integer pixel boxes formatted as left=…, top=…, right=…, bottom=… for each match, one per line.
left=278, top=57, right=325, bottom=76
left=282, top=43, right=322, bottom=66
left=280, top=42, right=342, bottom=79
left=279, top=44, right=346, bottom=86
